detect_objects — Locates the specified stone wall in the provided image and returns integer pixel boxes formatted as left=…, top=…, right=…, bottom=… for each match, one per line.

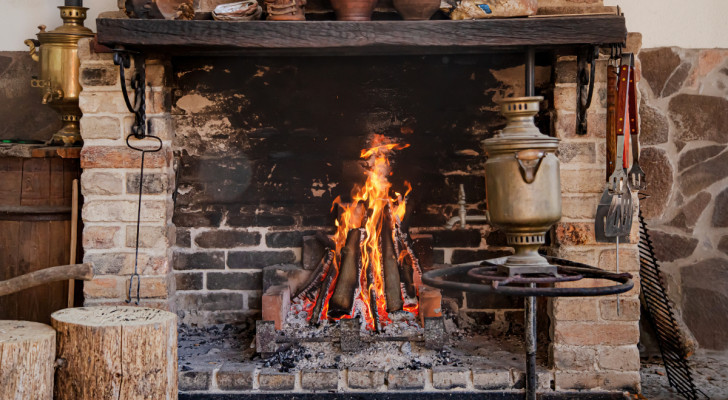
left=638, top=47, right=728, bottom=351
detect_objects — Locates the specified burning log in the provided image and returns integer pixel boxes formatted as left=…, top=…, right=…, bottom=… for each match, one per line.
left=365, top=259, right=381, bottom=332
left=381, top=206, right=404, bottom=313
left=295, top=249, right=335, bottom=301
left=328, top=228, right=362, bottom=318
left=310, top=257, right=337, bottom=325
left=398, top=251, right=417, bottom=299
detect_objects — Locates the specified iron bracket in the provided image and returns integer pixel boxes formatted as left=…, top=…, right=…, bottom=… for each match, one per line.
left=576, top=45, right=599, bottom=135
left=113, top=46, right=149, bottom=139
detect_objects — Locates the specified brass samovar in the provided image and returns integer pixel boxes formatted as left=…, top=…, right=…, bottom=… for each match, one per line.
left=25, top=3, right=94, bottom=146
left=482, top=96, right=561, bottom=275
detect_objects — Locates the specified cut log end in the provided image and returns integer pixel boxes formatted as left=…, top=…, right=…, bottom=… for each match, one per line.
left=52, top=306, right=178, bottom=400
left=0, top=321, right=55, bottom=400
left=51, top=306, right=175, bottom=327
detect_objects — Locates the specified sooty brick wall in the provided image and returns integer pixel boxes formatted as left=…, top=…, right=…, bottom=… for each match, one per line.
left=170, top=54, right=554, bottom=325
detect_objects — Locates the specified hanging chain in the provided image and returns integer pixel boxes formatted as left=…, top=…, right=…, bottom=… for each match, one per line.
left=114, top=48, right=162, bottom=304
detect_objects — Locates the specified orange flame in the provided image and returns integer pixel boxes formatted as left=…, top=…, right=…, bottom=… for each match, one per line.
left=327, top=135, right=415, bottom=329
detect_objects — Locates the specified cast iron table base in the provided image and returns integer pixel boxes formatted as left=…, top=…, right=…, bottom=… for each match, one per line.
left=422, top=256, right=634, bottom=400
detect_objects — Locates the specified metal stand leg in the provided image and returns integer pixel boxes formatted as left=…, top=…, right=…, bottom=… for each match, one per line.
left=525, top=47, right=535, bottom=97
left=525, top=284, right=537, bottom=400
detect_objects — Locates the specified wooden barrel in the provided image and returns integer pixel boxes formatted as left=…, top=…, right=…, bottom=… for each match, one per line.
left=0, top=155, right=80, bottom=323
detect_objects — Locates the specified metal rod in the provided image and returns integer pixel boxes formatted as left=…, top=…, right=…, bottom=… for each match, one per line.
left=525, top=284, right=537, bottom=400
left=525, top=47, right=535, bottom=97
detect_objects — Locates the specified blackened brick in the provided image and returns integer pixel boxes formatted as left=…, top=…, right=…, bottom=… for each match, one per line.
left=227, top=214, right=295, bottom=227
left=430, top=229, right=482, bottom=247
left=207, top=272, right=262, bottom=290
left=465, top=311, right=495, bottom=326
left=265, top=230, right=316, bottom=248
left=194, top=230, right=260, bottom=248
left=466, top=292, right=521, bottom=309
left=176, top=292, right=243, bottom=311
left=246, top=291, right=262, bottom=309
left=433, top=249, right=445, bottom=265
left=127, top=172, right=168, bottom=194
left=80, top=66, right=117, bottom=86
left=451, top=249, right=512, bottom=264
left=174, top=251, right=225, bottom=270
left=485, top=228, right=509, bottom=246
left=173, top=209, right=223, bottom=227
left=176, top=227, right=191, bottom=247
left=176, top=272, right=203, bottom=290
left=228, top=251, right=296, bottom=269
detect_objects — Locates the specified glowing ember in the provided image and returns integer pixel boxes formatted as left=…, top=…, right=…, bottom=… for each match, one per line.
left=312, top=134, right=419, bottom=330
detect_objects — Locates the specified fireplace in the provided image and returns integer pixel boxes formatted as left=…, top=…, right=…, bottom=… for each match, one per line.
left=79, top=11, right=643, bottom=397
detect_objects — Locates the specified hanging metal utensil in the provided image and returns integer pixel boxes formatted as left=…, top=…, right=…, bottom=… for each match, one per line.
left=627, top=56, right=646, bottom=191
left=605, top=53, right=639, bottom=315
left=596, top=46, right=620, bottom=243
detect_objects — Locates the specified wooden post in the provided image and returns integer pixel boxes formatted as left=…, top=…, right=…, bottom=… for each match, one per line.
left=67, top=179, right=79, bottom=308
left=0, top=320, right=56, bottom=400
left=52, top=306, right=178, bottom=400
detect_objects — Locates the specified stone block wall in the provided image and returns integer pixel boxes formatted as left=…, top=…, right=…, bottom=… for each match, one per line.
left=78, top=38, right=177, bottom=310
left=637, top=47, right=728, bottom=351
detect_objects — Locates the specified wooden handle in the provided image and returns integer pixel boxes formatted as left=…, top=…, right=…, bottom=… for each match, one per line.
left=606, top=64, right=617, bottom=180
left=68, top=179, right=79, bottom=308
left=0, top=263, right=93, bottom=297
left=616, top=54, right=632, bottom=169
left=628, top=65, right=639, bottom=162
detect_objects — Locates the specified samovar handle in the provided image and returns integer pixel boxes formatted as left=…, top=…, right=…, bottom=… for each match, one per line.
left=514, top=149, right=545, bottom=184
left=24, top=39, right=40, bottom=62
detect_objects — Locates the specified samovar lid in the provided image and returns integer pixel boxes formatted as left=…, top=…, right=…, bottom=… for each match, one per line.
left=36, top=6, right=94, bottom=42
left=483, top=96, right=559, bottom=153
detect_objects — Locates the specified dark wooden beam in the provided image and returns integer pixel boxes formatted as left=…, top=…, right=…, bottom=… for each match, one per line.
left=96, top=16, right=626, bottom=56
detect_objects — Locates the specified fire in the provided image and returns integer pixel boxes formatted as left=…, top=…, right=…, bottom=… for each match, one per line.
left=325, top=135, right=416, bottom=330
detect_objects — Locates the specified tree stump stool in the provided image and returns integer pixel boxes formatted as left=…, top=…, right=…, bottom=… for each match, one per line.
left=51, top=306, right=178, bottom=400
left=0, top=320, right=56, bottom=400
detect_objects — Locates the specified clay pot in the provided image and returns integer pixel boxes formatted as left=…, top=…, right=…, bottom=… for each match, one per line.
left=265, top=0, right=306, bottom=20
left=330, top=0, right=378, bottom=21
left=393, top=0, right=440, bottom=20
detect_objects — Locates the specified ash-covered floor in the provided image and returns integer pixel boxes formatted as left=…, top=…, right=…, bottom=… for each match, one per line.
left=177, top=316, right=546, bottom=375
left=640, top=349, right=728, bottom=399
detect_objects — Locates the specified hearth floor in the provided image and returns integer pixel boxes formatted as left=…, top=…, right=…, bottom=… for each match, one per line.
left=177, top=321, right=556, bottom=394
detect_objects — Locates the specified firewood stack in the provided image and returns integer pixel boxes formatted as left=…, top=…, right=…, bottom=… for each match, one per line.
left=293, top=203, right=422, bottom=331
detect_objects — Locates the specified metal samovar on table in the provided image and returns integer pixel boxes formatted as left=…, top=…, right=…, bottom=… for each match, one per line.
left=25, top=0, right=94, bottom=147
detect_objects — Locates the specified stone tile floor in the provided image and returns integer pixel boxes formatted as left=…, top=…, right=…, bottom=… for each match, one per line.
left=640, top=349, right=728, bottom=399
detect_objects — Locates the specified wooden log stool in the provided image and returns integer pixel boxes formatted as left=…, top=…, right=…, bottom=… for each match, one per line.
left=0, top=320, right=56, bottom=400
left=51, top=306, right=178, bottom=400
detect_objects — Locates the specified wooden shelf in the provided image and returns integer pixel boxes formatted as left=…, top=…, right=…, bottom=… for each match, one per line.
left=96, top=15, right=626, bottom=56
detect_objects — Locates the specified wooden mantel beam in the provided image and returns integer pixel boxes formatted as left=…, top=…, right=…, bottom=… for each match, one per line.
left=96, top=15, right=626, bottom=57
